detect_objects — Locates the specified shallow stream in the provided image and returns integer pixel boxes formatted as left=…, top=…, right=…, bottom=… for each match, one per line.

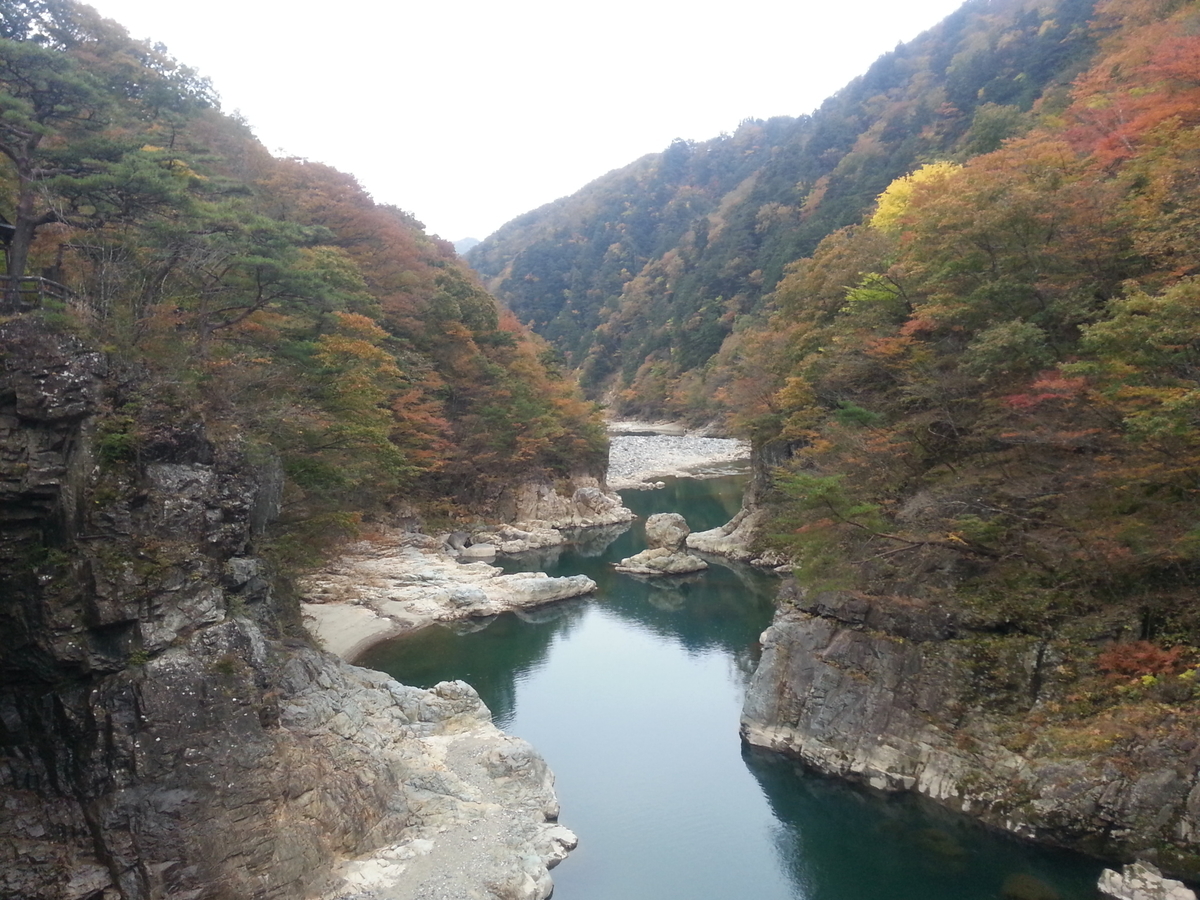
left=358, top=475, right=1104, bottom=900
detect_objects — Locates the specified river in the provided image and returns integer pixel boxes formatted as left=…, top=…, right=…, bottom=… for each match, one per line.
left=358, top=474, right=1104, bottom=900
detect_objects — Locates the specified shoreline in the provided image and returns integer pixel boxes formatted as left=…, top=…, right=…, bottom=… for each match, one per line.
left=302, top=423, right=753, bottom=661
left=301, top=538, right=600, bottom=662
left=605, top=422, right=750, bottom=490
left=296, top=425, right=757, bottom=897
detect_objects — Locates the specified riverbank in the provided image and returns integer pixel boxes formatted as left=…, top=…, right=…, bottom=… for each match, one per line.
left=300, top=532, right=599, bottom=660
left=363, top=476, right=1106, bottom=900
left=605, top=421, right=749, bottom=490
left=295, top=534, right=596, bottom=899
left=741, top=585, right=1200, bottom=882
left=295, top=430, right=764, bottom=899
left=303, top=424, right=754, bottom=660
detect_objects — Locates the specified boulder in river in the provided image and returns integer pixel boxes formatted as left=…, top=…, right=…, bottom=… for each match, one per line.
left=645, top=512, right=691, bottom=551
left=614, top=512, right=709, bottom=576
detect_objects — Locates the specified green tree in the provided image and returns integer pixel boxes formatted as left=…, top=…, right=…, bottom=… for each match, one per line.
left=0, top=35, right=107, bottom=282
left=0, top=0, right=214, bottom=290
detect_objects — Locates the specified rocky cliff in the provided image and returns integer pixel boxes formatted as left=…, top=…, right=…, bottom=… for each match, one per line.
left=0, top=318, right=574, bottom=900
left=742, top=584, right=1200, bottom=879
left=685, top=440, right=793, bottom=570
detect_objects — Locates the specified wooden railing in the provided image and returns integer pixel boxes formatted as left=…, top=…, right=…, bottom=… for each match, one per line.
left=0, top=276, right=73, bottom=313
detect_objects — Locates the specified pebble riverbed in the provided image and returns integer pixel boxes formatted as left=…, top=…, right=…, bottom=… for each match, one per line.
left=606, top=433, right=749, bottom=487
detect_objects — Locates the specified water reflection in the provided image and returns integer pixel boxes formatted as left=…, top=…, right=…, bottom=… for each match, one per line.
left=744, top=749, right=1102, bottom=900
left=359, top=475, right=1104, bottom=900
left=497, top=478, right=779, bottom=663
left=625, top=472, right=749, bottom=527
left=358, top=598, right=590, bottom=727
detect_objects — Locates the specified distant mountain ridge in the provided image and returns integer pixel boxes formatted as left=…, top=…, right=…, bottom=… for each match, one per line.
left=466, top=0, right=1097, bottom=417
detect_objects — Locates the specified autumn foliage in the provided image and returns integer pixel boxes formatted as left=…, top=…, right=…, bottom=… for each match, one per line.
left=704, top=0, right=1200, bottom=643
left=0, top=3, right=607, bottom=551
left=1097, top=642, right=1192, bottom=680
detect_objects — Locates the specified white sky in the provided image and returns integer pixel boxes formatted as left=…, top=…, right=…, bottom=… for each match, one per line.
left=86, top=0, right=967, bottom=242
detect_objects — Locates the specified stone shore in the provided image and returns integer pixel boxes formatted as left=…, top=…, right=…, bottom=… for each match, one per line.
left=290, top=420, right=761, bottom=898
left=605, top=422, right=749, bottom=489
left=303, top=422, right=759, bottom=659
left=301, top=534, right=600, bottom=660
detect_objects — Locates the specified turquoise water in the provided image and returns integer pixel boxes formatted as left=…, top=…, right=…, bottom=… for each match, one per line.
left=358, top=476, right=1104, bottom=900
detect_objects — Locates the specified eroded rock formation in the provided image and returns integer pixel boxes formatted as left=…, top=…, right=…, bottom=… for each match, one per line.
left=495, top=476, right=634, bottom=531
left=0, top=319, right=573, bottom=900
left=299, top=535, right=599, bottom=659
left=614, top=512, right=708, bottom=576
left=742, top=584, right=1200, bottom=878
left=683, top=441, right=791, bottom=570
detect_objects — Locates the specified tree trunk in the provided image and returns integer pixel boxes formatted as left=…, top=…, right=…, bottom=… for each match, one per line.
left=6, top=167, right=57, bottom=307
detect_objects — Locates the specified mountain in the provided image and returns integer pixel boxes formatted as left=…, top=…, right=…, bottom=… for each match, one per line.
left=0, top=0, right=607, bottom=540
left=468, top=2, right=1200, bottom=875
left=466, top=0, right=1098, bottom=419
left=454, top=236, right=481, bottom=254
left=730, top=0, right=1200, bottom=868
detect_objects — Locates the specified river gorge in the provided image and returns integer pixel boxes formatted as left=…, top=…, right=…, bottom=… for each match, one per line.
left=357, top=473, right=1104, bottom=900
left=0, top=314, right=1157, bottom=899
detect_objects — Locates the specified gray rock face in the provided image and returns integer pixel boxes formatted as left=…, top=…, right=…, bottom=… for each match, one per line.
left=613, top=547, right=709, bottom=576
left=645, top=512, right=690, bottom=551
left=742, top=588, right=1200, bottom=874
left=0, top=320, right=575, bottom=900
left=1099, top=862, right=1198, bottom=900
left=494, top=475, right=634, bottom=530
left=3, top=616, right=574, bottom=900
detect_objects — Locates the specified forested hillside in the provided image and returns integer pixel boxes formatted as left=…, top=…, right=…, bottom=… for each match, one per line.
left=0, top=0, right=606, bottom=558
left=721, top=0, right=1200, bottom=862
left=730, top=0, right=1200, bottom=618
left=470, top=0, right=1200, bottom=711
left=467, top=0, right=1098, bottom=416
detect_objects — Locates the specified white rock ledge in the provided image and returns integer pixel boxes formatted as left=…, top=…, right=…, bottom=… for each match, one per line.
left=300, top=674, right=578, bottom=900
left=687, top=507, right=789, bottom=570
left=300, top=533, right=597, bottom=661
left=614, top=511, right=709, bottom=576
left=1099, top=862, right=1198, bottom=900
left=614, top=546, right=709, bottom=576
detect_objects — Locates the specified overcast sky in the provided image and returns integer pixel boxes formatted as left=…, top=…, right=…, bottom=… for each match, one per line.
left=87, top=0, right=967, bottom=242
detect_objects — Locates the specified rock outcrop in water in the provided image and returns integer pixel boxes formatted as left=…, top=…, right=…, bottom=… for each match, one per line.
left=685, top=506, right=771, bottom=561
left=614, top=512, right=708, bottom=576
left=742, top=584, right=1200, bottom=878
left=684, top=442, right=790, bottom=571
left=432, top=478, right=635, bottom=560
left=300, top=535, right=599, bottom=659
left=0, top=319, right=574, bottom=900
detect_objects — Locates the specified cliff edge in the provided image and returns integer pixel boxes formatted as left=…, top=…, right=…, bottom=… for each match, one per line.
left=742, top=583, right=1200, bottom=879
left=0, top=318, right=573, bottom=900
